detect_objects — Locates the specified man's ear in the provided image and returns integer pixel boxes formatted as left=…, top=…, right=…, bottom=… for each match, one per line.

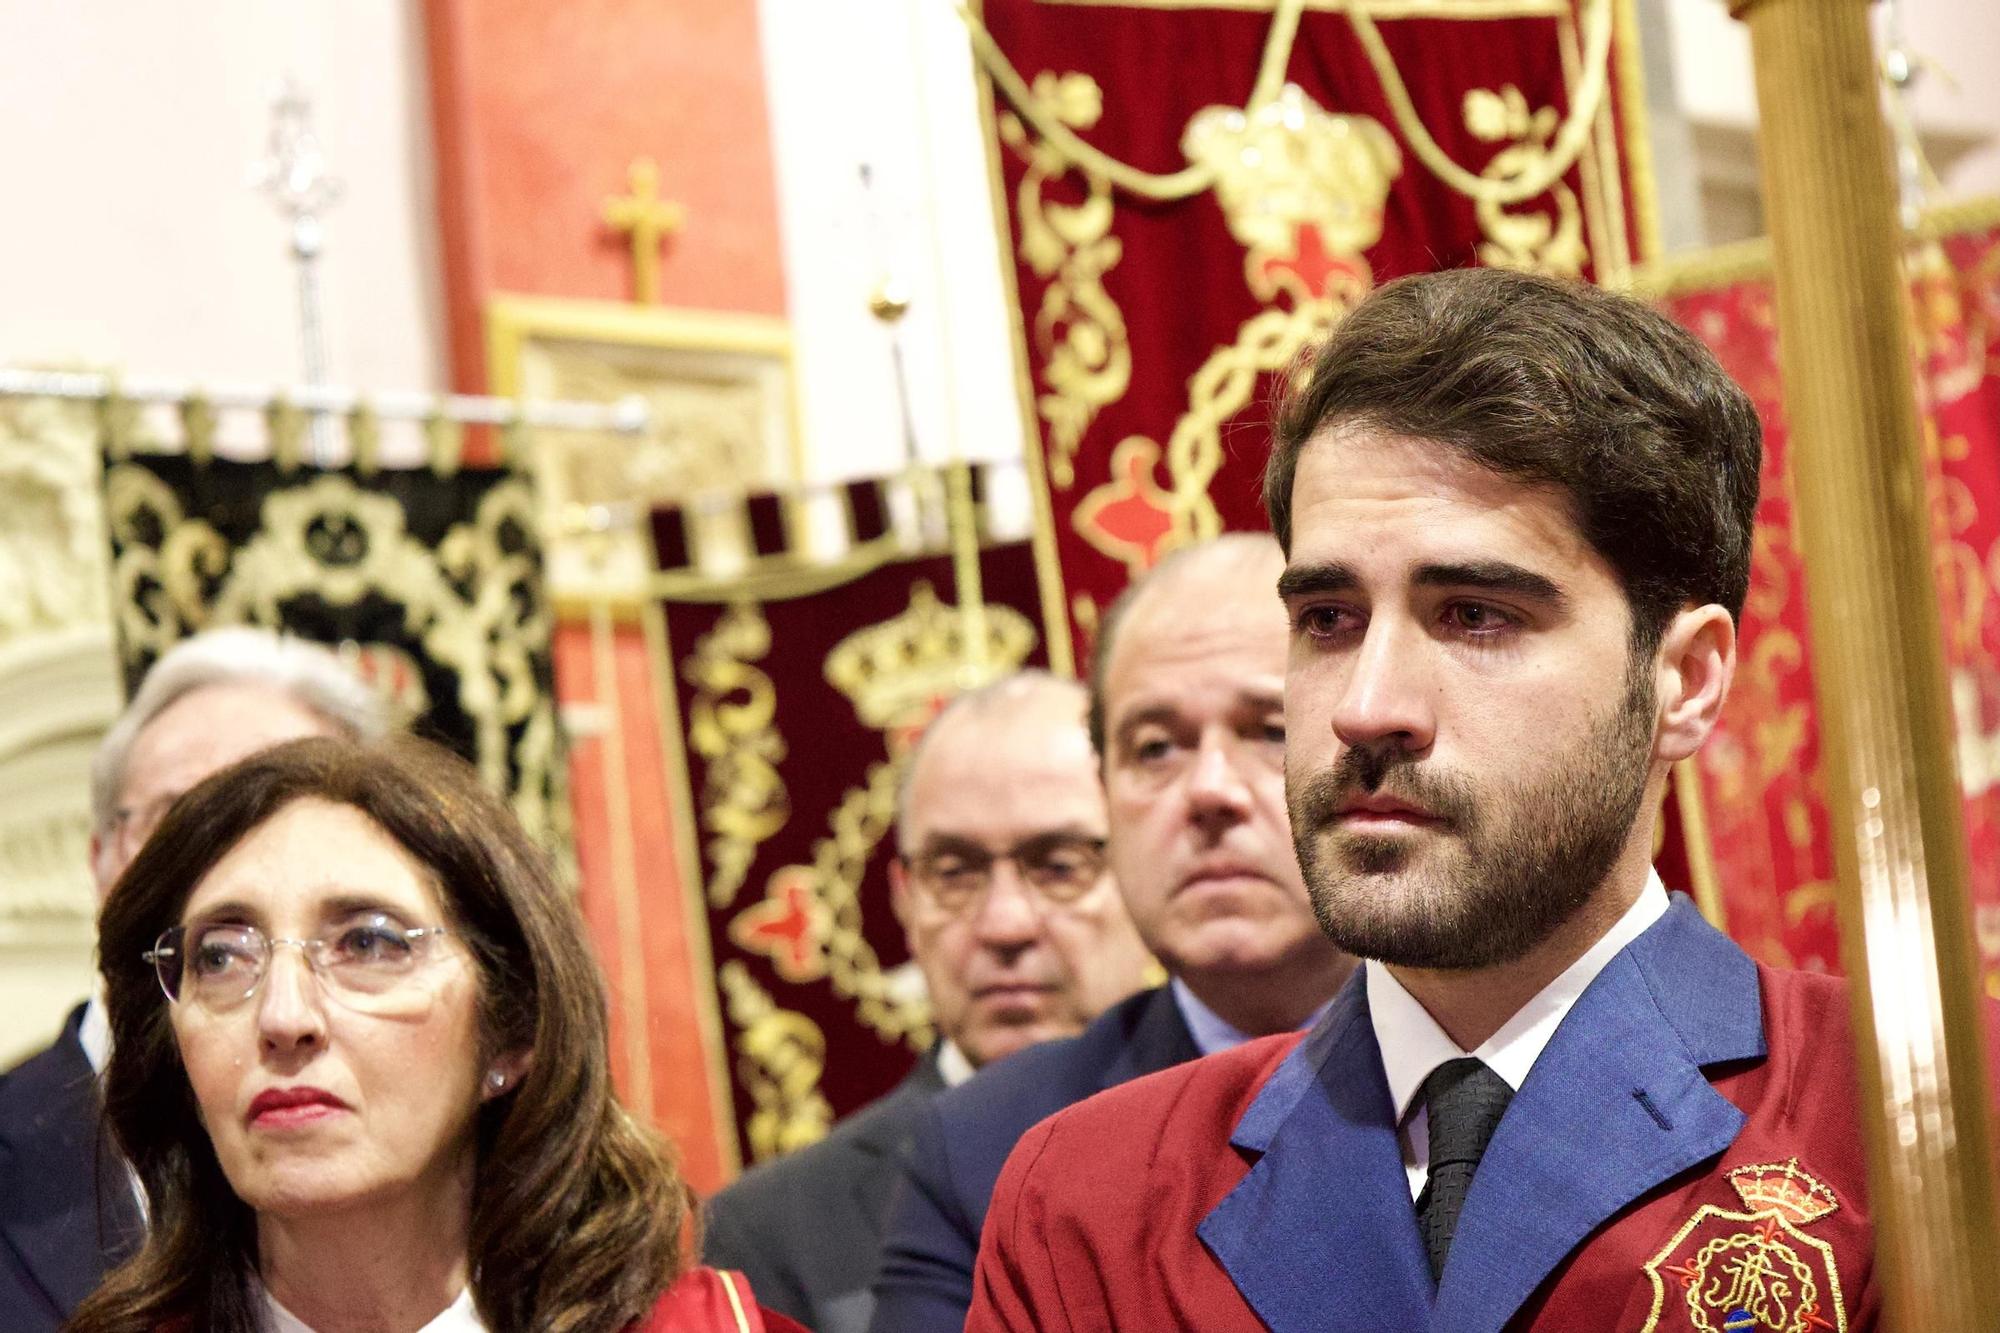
left=888, top=856, right=917, bottom=948
left=88, top=830, right=113, bottom=900
left=1653, top=604, right=1737, bottom=764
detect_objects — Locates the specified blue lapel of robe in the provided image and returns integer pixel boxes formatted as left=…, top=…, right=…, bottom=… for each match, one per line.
left=1198, top=970, right=1434, bottom=1333
left=1430, top=895, right=1764, bottom=1333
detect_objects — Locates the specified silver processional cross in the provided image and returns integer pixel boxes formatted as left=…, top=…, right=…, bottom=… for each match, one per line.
left=252, top=79, right=343, bottom=460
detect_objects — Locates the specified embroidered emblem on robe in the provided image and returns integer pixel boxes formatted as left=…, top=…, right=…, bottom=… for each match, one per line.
left=1641, top=1160, right=1845, bottom=1333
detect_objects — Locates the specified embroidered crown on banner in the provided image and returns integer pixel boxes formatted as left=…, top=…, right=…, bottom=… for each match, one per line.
left=823, top=581, right=1035, bottom=732
left=1727, top=1158, right=1840, bottom=1226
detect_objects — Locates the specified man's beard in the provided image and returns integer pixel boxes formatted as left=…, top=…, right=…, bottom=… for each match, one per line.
left=1288, top=661, right=1657, bottom=971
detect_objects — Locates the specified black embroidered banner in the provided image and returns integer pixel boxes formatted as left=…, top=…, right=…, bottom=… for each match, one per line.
left=101, top=449, right=564, bottom=846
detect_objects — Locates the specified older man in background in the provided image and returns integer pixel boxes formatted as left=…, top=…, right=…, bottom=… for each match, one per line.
left=701, top=671, right=1152, bottom=1333
left=0, top=629, right=388, bottom=1331
left=869, top=533, right=1356, bottom=1332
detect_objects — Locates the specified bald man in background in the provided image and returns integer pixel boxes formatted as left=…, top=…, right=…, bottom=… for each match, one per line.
left=702, top=672, right=1152, bottom=1333
left=870, top=534, right=1356, bottom=1332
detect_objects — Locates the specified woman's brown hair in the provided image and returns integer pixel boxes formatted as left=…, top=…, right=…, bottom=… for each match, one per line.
left=67, top=735, right=688, bottom=1333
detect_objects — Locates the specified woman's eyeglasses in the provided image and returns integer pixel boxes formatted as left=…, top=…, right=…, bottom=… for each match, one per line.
left=144, top=919, right=456, bottom=1014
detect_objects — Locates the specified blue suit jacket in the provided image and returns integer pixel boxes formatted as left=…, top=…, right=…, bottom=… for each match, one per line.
left=868, top=985, right=1198, bottom=1333
left=968, top=896, right=1879, bottom=1331
left=0, top=1005, right=144, bottom=1331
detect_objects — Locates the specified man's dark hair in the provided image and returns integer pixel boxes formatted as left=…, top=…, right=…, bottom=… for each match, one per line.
left=1264, top=267, right=1762, bottom=650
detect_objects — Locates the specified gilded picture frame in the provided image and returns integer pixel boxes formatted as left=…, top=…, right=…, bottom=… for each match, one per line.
left=485, top=295, right=804, bottom=606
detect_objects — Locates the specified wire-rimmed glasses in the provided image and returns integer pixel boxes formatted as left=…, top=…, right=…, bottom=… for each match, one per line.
left=901, top=834, right=1110, bottom=916
left=144, top=918, right=457, bottom=1014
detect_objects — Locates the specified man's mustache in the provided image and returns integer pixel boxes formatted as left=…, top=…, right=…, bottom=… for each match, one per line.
left=1291, top=746, right=1477, bottom=833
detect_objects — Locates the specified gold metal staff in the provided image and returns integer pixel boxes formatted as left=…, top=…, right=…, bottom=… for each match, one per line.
left=1730, top=0, right=2000, bottom=1323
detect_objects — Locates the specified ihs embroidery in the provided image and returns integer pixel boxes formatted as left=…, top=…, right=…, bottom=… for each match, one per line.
left=1640, top=1159, right=1846, bottom=1333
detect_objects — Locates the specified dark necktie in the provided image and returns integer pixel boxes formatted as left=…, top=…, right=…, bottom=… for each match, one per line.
left=1413, top=1057, right=1514, bottom=1281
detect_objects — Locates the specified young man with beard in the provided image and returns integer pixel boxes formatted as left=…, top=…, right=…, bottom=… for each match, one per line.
left=869, top=535, right=1355, bottom=1332
left=964, top=268, right=1883, bottom=1333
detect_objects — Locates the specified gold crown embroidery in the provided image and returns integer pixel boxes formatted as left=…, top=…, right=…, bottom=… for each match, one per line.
left=1728, top=1159, right=1841, bottom=1228
left=823, top=582, right=1036, bottom=733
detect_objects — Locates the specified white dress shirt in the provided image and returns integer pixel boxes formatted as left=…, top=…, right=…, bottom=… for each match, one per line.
left=78, top=990, right=111, bottom=1075
left=935, top=1039, right=977, bottom=1088
left=262, top=1284, right=486, bottom=1332
left=1366, top=873, right=1671, bottom=1198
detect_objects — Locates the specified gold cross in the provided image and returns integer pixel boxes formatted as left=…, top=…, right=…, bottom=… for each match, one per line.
left=603, top=157, right=687, bottom=305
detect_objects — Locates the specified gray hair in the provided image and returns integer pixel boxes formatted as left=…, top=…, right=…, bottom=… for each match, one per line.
left=895, top=670, right=1087, bottom=854
left=90, top=628, right=391, bottom=833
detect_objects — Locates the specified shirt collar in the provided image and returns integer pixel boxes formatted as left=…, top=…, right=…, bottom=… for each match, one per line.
left=79, top=986, right=111, bottom=1076
left=1170, top=977, right=1334, bottom=1057
left=1367, top=871, right=1671, bottom=1125
left=936, top=1040, right=977, bottom=1088
left=263, top=1285, right=485, bottom=1332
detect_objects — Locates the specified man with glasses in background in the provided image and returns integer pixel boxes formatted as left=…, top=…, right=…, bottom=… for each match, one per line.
left=0, top=629, right=387, bottom=1331
left=702, top=671, right=1152, bottom=1333
left=869, top=534, right=1357, bottom=1332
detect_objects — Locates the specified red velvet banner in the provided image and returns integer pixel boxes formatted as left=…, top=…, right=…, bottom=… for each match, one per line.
left=651, top=521, right=1054, bottom=1164
left=973, top=0, right=1652, bottom=653
left=971, top=1, right=1712, bottom=896
left=1656, top=205, right=2000, bottom=986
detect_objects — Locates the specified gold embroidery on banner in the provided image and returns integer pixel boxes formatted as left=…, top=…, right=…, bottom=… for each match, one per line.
left=717, top=960, right=834, bottom=1162
left=974, top=8, right=1624, bottom=568
left=999, top=76, right=1132, bottom=490
left=1034, top=1, right=1574, bottom=16
left=1181, top=83, right=1400, bottom=304
left=1463, top=86, right=1587, bottom=277
left=103, top=464, right=205, bottom=663
left=745, top=584, right=1040, bottom=1049
left=970, top=0, right=1619, bottom=211
left=105, top=466, right=562, bottom=844
left=1557, top=4, right=1627, bottom=284
left=682, top=601, right=789, bottom=909
left=810, top=760, right=932, bottom=1048
left=823, top=582, right=1037, bottom=734
left=1070, top=82, right=1399, bottom=563
left=1168, top=301, right=1338, bottom=544
left=1345, top=0, right=1612, bottom=208
left=1745, top=629, right=1810, bottom=791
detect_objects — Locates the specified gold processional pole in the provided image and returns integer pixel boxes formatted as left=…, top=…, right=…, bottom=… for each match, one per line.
left=1728, top=0, right=2000, bottom=1322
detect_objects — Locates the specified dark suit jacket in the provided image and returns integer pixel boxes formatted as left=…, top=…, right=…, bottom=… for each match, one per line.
left=968, top=897, right=1882, bottom=1332
left=703, top=1050, right=949, bottom=1333
left=0, top=1005, right=143, bottom=1331
left=867, top=986, right=1197, bottom=1332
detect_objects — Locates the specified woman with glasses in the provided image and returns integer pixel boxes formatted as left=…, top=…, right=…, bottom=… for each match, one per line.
left=68, top=735, right=805, bottom=1333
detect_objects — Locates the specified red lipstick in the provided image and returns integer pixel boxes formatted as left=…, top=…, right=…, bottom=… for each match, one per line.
left=247, top=1085, right=349, bottom=1128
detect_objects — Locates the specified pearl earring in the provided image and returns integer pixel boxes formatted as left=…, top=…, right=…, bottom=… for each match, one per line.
left=487, top=1070, right=508, bottom=1092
